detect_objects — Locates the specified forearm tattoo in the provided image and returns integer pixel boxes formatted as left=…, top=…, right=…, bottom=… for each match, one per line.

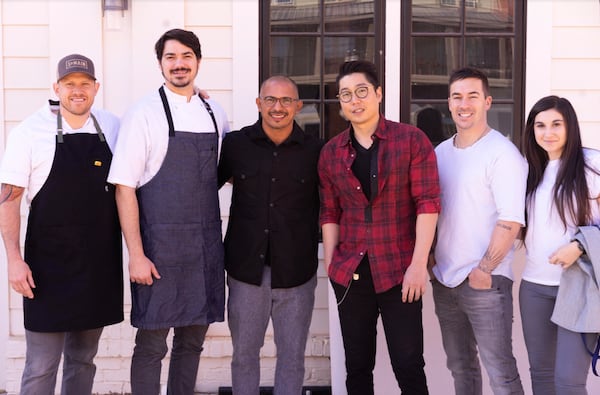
left=0, top=184, right=14, bottom=205
left=496, top=223, right=512, bottom=231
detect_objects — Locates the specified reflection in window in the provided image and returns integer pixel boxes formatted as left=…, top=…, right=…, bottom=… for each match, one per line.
left=263, top=0, right=383, bottom=140
left=403, top=0, right=524, bottom=142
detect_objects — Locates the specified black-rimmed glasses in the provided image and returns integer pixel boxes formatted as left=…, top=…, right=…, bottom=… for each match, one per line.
left=260, top=96, right=298, bottom=107
left=337, top=86, right=370, bottom=103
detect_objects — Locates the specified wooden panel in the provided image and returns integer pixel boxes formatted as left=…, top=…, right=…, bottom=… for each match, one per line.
left=3, top=25, right=49, bottom=57
left=185, top=0, right=232, bottom=26
left=4, top=58, right=50, bottom=89
left=2, top=0, right=49, bottom=24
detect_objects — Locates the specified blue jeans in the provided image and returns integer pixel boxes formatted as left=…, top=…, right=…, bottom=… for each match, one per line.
left=130, top=325, right=208, bottom=395
left=20, top=328, right=103, bottom=395
left=332, top=258, right=428, bottom=395
left=432, top=275, right=523, bottom=395
left=228, top=266, right=317, bottom=395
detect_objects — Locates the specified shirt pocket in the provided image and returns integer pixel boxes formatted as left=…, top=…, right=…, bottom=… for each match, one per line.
left=232, top=166, right=261, bottom=210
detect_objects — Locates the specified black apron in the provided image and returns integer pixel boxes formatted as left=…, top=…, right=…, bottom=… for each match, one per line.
left=23, top=110, right=123, bottom=332
left=130, top=87, right=225, bottom=329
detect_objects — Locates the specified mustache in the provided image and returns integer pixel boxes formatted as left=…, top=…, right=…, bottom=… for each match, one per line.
left=171, top=68, right=191, bottom=73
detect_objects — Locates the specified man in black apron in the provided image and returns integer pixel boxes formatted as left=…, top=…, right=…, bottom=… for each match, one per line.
left=0, top=54, right=123, bottom=395
left=108, top=29, right=227, bottom=395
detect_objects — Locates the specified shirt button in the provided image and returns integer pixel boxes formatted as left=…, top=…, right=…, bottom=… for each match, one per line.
left=356, top=186, right=361, bottom=190
left=273, top=152, right=278, bottom=157
left=269, top=203, right=275, bottom=208
left=264, top=229, right=269, bottom=234
left=359, top=252, right=364, bottom=256
left=240, top=174, right=246, bottom=180
left=271, top=177, right=277, bottom=182
left=259, top=254, right=265, bottom=259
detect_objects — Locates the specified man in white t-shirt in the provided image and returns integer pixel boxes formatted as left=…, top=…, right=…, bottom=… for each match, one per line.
left=432, top=67, right=527, bottom=395
left=0, top=54, right=123, bottom=395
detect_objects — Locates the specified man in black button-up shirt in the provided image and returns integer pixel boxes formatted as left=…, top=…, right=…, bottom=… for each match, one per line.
left=218, top=75, right=323, bottom=395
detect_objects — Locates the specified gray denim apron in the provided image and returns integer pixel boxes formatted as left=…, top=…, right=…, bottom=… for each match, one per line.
left=24, top=107, right=123, bottom=332
left=130, top=86, right=225, bottom=329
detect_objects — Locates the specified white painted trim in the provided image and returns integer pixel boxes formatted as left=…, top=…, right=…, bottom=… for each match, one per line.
left=232, top=0, right=259, bottom=130
left=0, top=4, right=8, bottom=388
left=524, top=0, right=553, bottom=115
left=385, top=0, right=401, bottom=121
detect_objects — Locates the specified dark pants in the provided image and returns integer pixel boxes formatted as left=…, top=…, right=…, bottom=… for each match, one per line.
left=130, top=325, right=208, bottom=395
left=331, top=258, right=428, bottom=395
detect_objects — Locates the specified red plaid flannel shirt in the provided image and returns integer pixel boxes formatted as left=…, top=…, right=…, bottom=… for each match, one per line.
left=318, top=116, right=441, bottom=293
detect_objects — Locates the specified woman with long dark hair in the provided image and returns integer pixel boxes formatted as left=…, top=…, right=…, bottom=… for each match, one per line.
left=521, top=95, right=600, bottom=394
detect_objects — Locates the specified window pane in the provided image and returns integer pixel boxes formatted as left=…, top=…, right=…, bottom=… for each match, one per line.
left=324, top=36, right=375, bottom=77
left=487, top=103, right=514, bottom=139
left=411, top=37, right=460, bottom=100
left=324, top=102, right=348, bottom=140
left=415, top=103, right=515, bottom=142
left=324, top=0, right=375, bottom=32
left=270, top=0, right=320, bottom=32
left=412, top=0, right=460, bottom=33
left=271, top=36, right=319, bottom=81
left=465, top=37, right=513, bottom=99
left=411, top=104, right=453, bottom=147
left=295, top=102, right=321, bottom=138
left=466, top=0, right=514, bottom=33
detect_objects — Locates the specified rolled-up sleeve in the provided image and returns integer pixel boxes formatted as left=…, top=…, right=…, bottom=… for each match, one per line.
left=318, top=144, right=342, bottom=225
left=410, top=131, right=441, bottom=215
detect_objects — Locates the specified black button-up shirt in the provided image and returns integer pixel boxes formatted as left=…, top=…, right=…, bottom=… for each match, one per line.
left=218, top=120, right=323, bottom=288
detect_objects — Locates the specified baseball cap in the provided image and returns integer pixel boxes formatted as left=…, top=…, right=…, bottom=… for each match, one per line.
left=57, top=54, right=96, bottom=81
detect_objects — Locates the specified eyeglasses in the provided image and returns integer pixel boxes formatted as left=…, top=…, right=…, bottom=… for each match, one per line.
left=337, top=86, right=371, bottom=103
left=260, top=96, right=298, bottom=107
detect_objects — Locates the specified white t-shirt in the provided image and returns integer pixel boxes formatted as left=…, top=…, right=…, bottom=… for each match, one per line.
left=0, top=104, right=119, bottom=204
left=523, top=149, right=600, bottom=285
left=433, top=129, right=528, bottom=288
left=107, top=86, right=230, bottom=188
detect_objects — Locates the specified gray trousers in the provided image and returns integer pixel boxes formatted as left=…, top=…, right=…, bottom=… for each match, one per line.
left=519, top=280, right=595, bottom=395
left=432, top=276, right=523, bottom=395
left=227, top=266, right=317, bottom=395
left=20, top=328, right=103, bottom=395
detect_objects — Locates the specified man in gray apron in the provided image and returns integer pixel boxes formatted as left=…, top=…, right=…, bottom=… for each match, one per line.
left=108, top=29, right=229, bottom=395
left=0, top=54, right=123, bottom=395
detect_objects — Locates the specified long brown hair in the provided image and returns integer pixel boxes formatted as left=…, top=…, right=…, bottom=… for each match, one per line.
left=522, top=95, right=595, bottom=233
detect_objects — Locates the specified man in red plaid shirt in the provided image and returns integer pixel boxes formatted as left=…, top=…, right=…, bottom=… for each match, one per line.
left=318, top=60, right=441, bottom=395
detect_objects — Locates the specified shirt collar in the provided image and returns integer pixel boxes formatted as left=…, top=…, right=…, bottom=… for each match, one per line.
left=337, top=114, right=388, bottom=147
left=248, top=119, right=305, bottom=146
left=162, top=84, right=199, bottom=104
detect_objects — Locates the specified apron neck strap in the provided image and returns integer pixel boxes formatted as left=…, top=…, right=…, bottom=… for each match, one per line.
left=158, top=85, right=219, bottom=137
left=56, top=108, right=104, bottom=144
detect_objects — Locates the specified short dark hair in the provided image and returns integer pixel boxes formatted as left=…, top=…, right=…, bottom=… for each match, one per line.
left=336, top=60, right=380, bottom=91
left=448, top=67, right=490, bottom=97
left=155, top=29, right=202, bottom=60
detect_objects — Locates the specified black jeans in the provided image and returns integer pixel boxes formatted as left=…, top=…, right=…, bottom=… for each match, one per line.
left=331, top=257, right=429, bottom=395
